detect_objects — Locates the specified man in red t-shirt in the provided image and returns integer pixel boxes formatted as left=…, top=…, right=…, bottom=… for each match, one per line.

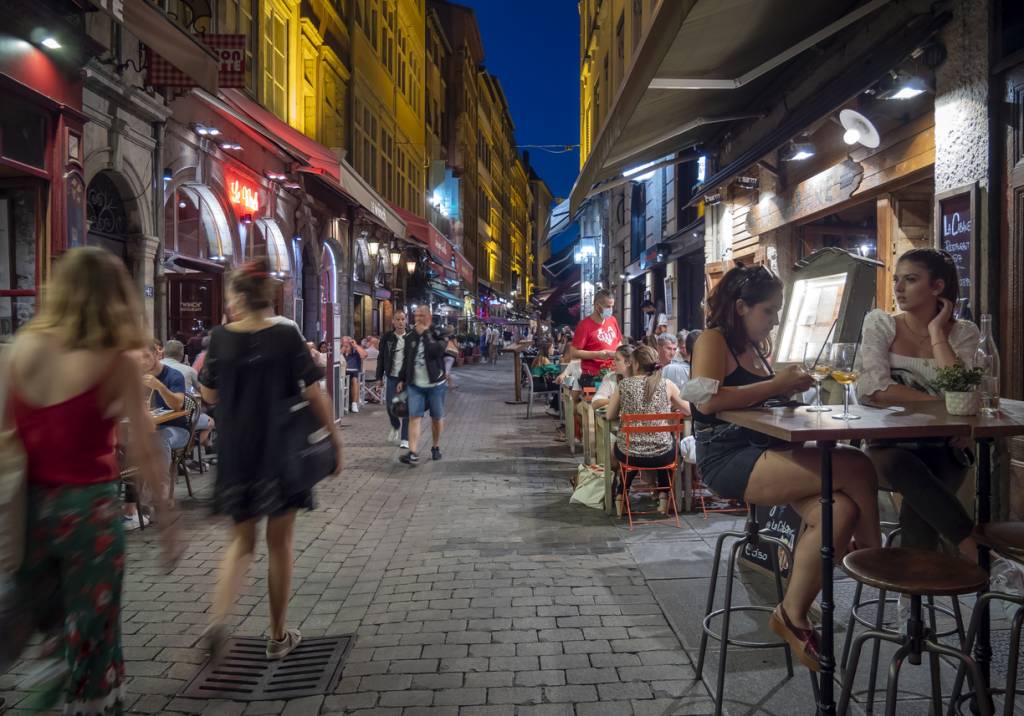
left=571, top=289, right=623, bottom=386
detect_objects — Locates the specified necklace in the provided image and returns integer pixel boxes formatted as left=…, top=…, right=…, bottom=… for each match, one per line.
left=900, top=315, right=933, bottom=346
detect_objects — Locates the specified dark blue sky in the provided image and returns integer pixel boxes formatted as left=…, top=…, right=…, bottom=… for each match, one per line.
left=460, top=1, right=580, bottom=203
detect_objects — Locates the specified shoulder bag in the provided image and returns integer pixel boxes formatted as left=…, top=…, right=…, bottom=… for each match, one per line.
left=277, top=378, right=337, bottom=496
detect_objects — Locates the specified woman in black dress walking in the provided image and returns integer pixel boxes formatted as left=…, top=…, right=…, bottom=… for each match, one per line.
left=199, top=260, right=343, bottom=659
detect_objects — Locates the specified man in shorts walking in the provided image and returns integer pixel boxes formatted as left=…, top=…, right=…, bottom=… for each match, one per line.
left=398, top=306, right=449, bottom=465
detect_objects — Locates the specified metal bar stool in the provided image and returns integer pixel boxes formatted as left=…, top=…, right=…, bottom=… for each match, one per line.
left=947, top=522, right=1024, bottom=716
left=696, top=505, right=819, bottom=716
left=838, top=548, right=991, bottom=716
left=840, top=526, right=967, bottom=714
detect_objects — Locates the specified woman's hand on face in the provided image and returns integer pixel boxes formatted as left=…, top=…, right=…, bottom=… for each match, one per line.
left=928, top=297, right=955, bottom=338
left=773, top=365, right=814, bottom=395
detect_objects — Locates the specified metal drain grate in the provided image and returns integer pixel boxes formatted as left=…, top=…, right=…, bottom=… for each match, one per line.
left=181, top=635, right=351, bottom=701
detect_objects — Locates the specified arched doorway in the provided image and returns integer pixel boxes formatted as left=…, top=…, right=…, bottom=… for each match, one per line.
left=86, top=172, right=131, bottom=268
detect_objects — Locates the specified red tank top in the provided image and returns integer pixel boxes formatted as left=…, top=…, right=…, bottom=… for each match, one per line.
left=11, top=372, right=118, bottom=487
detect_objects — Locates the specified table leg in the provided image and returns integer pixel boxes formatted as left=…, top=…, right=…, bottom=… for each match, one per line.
left=818, top=441, right=837, bottom=715
left=972, top=438, right=994, bottom=715
left=567, top=396, right=577, bottom=455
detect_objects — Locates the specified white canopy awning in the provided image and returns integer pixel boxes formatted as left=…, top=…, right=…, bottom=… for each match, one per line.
left=253, top=219, right=290, bottom=275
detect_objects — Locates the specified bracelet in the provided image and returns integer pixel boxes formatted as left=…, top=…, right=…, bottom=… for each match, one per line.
left=931, top=339, right=949, bottom=348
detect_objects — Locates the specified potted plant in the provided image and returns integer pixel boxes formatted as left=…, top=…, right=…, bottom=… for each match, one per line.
left=932, top=363, right=984, bottom=416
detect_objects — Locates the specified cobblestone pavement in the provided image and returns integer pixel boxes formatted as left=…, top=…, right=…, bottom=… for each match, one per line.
left=1, top=360, right=717, bottom=716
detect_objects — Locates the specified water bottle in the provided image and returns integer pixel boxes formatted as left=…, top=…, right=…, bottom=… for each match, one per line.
left=974, top=314, right=1001, bottom=417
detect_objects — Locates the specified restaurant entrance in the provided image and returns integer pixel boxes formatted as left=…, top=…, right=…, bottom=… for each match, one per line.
left=167, top=273, right=222, bottom=341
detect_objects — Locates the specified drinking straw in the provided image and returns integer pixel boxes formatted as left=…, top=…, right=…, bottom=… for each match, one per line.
left=812, top=318, right=838, bottom=368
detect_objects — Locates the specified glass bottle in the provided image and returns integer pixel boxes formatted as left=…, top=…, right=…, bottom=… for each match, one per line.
left=974, top=314, right=1001, bottom=416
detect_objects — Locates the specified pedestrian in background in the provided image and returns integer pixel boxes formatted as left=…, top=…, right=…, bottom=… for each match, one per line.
left=4, top=247, right=179, bottom=713
left=377, top=310, right=410, bottom=449
left=398, top=306, right=449, bottom=465
left=199, top=259, right=342, bottom=661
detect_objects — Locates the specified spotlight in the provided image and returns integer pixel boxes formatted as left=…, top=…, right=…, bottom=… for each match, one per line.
left=703, top=190, right=722, bottom=206
left=220, top=142, right=242, bottom=151
left=41, top=37, right=61, bottom=49
left=843, top=128, right=860, bottom=145
left=883, top=75, right=927, bottom=100
left=736, top=176, right=759, bottom=190
left=163, top=168, right=173, bottom=182
left=782, top=142, right=816, bottom=161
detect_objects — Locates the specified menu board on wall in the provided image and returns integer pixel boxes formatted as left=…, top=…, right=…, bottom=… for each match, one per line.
left=935, top=183, right=977, bottom=321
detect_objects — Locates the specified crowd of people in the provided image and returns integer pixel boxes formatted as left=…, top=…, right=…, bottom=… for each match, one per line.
left=546, top=248, right=1003, bottom=672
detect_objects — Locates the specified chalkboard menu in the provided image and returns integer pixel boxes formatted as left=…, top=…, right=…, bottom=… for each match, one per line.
left=740, top=504, right=803, bottom=578
left=935, top=184, right=977, bottom=321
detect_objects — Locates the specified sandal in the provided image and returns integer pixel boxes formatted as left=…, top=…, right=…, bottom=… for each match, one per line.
left=769, top=605, right=821, bottom=672
left=201, top=622, right=228, bottom=662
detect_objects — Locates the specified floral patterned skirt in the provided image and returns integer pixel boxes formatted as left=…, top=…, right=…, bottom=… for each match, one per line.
left=19, top=481, right=126, bottom=715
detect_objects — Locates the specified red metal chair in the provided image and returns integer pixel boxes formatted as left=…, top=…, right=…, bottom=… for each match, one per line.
left=616, top=412, right=685, bottom=530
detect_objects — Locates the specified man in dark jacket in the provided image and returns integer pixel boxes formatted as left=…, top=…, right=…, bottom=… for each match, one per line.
left=398, top=305, right=448, bottom=464
left=376, top=311, right=410, bottom=448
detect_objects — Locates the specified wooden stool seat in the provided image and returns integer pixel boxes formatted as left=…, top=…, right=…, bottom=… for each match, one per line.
left=973, top=522, right=1024, bottom=563
left=843, top=548, right=987, bottom=597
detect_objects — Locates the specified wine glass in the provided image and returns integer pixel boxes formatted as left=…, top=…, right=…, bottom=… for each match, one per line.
left=830, top=342, right=861, bottom=421
left=802, top=342, right=832, bottom=412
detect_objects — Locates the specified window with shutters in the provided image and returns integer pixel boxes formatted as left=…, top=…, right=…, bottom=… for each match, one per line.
left=262, top=1, right=289, bottom=121
left=218, top=0, right=255, bottom=91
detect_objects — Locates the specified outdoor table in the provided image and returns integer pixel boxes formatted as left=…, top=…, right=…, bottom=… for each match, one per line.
left=152, top=409, right=187, bottom=426
left=561, top=384, right=577, bottom=455
left=501, top=347, right=527, bottom=404
left=718, top=404, right=972, bottom=715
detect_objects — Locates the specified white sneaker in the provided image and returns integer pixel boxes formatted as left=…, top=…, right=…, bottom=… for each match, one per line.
left=400, top=440, right=409, bottom=449
left=350, top=402, right=359, bottom=413
left=388, top=427, right=400, bottom=443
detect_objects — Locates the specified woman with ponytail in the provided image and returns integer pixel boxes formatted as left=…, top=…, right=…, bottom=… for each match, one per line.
left=687, top=262, right=881, bottom=672
left=854, top=248, right=981, bottom=557
left=606, top=344, right=688, bottom=516
left=199, top=258, right=343, bottom=661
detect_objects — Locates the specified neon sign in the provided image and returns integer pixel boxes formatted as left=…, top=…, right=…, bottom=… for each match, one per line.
left=228, top=176, right=260, bottom=214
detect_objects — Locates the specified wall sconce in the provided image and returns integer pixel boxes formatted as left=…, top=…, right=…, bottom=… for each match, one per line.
left=368, top=239, right=380, bottom=256
left=406, top=259, right=417, bottom=274
left=390, top=247, right=402, bottom=266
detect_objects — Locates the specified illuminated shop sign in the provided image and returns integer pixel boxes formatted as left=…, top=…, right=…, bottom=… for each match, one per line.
left=228, top=175, right=260, bottom=214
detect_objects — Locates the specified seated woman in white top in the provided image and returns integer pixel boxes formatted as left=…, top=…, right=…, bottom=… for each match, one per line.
left=854, top=248, right=980, bottom=557
left=591, top=345, right=634, bottom=409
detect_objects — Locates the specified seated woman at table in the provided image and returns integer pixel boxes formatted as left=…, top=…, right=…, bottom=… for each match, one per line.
left=854, top=248, right=980, bottom=559
left=607, top=345, right=688, bottom=516
left=592, top=345, right=633, bottom=410
left=686, top=263, right=881, bottom=672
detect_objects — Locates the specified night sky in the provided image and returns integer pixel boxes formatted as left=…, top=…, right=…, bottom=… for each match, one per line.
left=460, top=1, right=580, bottom=204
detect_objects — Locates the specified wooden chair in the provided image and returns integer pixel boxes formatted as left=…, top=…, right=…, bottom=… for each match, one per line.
left=169, top=394, right=202, bottom=499
left=616, top=412, right=685, bottom=530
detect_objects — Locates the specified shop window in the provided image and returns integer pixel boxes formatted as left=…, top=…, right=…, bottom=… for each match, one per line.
left=0, top=97, right=47, bottom=170
left=630, top=182, right=646, bottom=262
left=322, top=63, right=347, bottom=150
left=0, top=191, right=38, bottom=338
left=165, top=186, right=233, bottom=261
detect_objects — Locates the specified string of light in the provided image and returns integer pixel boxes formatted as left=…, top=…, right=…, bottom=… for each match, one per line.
left=516, top=144, right=580, bottom=154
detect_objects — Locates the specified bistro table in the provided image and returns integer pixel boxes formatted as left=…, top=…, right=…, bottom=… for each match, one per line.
left=501, top=346, right=528, bottom=404
left=718, top=404, right=972, bottom=715
left=561, top=384, right=577, bottom=455
left=152, top=409, right=187, bottom=426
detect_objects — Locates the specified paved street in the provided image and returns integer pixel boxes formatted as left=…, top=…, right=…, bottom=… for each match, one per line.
left=4, top=360, right=1024, bottom=715
left=1, top=360, right=716, bottom=716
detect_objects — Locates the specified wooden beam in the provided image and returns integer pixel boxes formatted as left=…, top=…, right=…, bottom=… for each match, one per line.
left=876, top=194, right=895, bottom=313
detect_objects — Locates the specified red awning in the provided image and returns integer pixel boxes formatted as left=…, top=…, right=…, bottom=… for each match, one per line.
left=388, top=203, right=452, bottom=261
left=455, top=251, right=473, bottom=285
left=218, top=89, right=341, bottom=183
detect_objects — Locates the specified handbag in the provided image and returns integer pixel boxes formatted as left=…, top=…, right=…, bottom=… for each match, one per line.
left=391, top=390, right=409, bottom=418
left=277, top=380, right=336, bottom=496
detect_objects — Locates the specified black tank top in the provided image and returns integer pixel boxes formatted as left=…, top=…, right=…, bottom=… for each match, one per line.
left=690, top=331, right=774, bottom=427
